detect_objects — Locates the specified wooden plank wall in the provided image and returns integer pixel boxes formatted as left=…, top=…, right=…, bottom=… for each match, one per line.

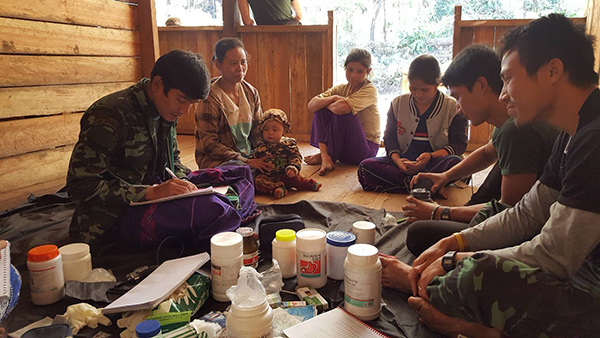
left=587, top=0, right=600, bottom=74
left=452, top=5, right=587, bottom=151
left=0, top=0, right=146, bottom=210
left=158, top=11, right=335, bottom=139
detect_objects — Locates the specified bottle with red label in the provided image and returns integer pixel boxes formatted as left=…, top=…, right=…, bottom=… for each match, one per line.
left=296, top=228, right=327, bottom=288
left=236, top=227, right=259, bottom=268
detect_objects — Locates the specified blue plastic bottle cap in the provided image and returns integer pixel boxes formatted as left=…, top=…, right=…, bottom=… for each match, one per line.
left=135, top=319, right=161, bottom=338
left=326, top=231, right=356, bottom=247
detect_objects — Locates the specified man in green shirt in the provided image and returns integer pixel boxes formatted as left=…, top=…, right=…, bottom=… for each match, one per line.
left=239, top=0, right=302, bottom=25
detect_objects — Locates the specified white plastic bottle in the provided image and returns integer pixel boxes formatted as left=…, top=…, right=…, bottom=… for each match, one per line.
left=296, top=228, right=327, bottom=288
left=272, top=229, right=297, bottom=278
left=210, top=232, right=243, bottom=302
left=226, top=298, right=274, bottom=338
left=27, top=244, right=65, bottom=305
left=343, top=244, right=382, bottom=321
left=59, top=243, right=92, bottom=282
left=326, top=231, right=356, bottom=280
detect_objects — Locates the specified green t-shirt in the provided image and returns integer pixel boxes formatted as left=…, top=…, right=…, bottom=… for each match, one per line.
left=247, top=0, right=294, bottom=25
left=491, top=117, right=560, bottom=177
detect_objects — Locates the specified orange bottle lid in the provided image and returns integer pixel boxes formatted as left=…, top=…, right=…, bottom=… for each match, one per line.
left=28, top=245, right=60, bottom=262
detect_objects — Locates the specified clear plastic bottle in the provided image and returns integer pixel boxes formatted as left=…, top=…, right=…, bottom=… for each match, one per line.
left=343, top=244, right=382, bottom=321
left=272, top=229, right=297, bottom=278
left=296, top=228, right=327, bottom=288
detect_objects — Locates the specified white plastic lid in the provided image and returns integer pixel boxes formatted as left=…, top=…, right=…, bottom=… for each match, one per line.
left=296, top=229, right=326, bottom=250
left=347, top=244, right=379, bottom=265
left=59, top=243, right=90, bottom=261
left=353, top=221, right=376, bottom=230
left=211, top=232, right=243, bottom=256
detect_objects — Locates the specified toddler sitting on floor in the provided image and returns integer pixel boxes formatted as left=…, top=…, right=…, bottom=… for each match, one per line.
left=250, top=109, right=322, bottom=198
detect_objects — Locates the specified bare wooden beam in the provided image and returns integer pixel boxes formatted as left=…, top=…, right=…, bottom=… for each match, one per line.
left=452, top=5, right=462, bottom=57
left=138, top=0, right=159, bottom=77
left=223, top=0, right=241, bottom=38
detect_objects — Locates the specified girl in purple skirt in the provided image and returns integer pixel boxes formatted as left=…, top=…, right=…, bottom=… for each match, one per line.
left=305, top=48, right=381, bottom=175
left=358, top=55, right=468, bottom=193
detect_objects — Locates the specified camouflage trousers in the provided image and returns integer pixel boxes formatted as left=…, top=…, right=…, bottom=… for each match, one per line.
left=254, top=173, right=319, bottom=196
left=428, top=253, right=600, bottom=337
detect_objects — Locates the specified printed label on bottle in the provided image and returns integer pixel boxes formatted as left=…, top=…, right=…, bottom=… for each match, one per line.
left=298, top=251, right=323, bottom=278
left=211, top=262, right=241, bottom=293
left=29, top=266, right=63, bottom=294
left=243, top=251, right=259, bottom=268
left=344, top=272, right=378, bottom=308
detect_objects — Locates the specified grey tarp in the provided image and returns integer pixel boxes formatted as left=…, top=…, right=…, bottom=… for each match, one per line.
left=0, top=193, right=441, bottom=337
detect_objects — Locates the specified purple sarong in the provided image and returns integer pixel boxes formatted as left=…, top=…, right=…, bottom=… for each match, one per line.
left=358, top=155, right=462, bottom=193
left=119, top=165, right=257, bottom=250
left=309, top=108, right=379, bottom=165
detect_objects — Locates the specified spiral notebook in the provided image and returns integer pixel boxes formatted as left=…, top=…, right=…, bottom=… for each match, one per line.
left=0, top=242, right=10, bottom=301
left=283, top=307, right=389, bottom=338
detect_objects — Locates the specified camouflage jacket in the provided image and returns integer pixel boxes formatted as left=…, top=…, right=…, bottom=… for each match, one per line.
left=66, top=79, right=190, bottom=245
left=249, top=137, right=302, bottom=178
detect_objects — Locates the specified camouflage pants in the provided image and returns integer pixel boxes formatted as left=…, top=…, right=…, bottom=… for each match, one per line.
left=428, top=253, right=600, bottom=337
left=254, top=174, right=319, bottom=196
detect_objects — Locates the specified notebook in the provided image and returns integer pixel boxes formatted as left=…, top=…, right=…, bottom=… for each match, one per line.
left=129, top=186, right=229, bottom=206
left=102, top=252, right=210, bottom=314
left=0, top=241, right=10, bottom=301
left=283, top=307, right=389, bottom=338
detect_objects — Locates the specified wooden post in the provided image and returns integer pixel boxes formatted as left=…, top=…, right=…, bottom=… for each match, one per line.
left=452, top=5, right=462, bottom=57
left=324, top=10, right=335, bottom=89
left=223, top=0, right=241, bottom=37
left=138, top=0, right=159, bottom=77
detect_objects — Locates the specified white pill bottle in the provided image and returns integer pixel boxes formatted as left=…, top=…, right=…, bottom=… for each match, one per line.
left=211, top=232, right=243, bottom=302
left=343, top=244, right=382, bottom=321
left=271, top=229, right=297, bottom=278
left=296, top=228, right=327, bottom=288
left=59, top=243, right=92, bottom=282
left=27, top=244, right=65, bottom=305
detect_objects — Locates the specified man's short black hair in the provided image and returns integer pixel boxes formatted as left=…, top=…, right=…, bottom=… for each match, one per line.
left=442, top=44, right=503, bottom=94
left=499, top=13, right=599, bottom=88
left=151, top=50, right=211, bottom=100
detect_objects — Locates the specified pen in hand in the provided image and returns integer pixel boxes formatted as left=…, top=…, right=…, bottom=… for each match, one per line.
left=165, top=167, right=178, bottom=180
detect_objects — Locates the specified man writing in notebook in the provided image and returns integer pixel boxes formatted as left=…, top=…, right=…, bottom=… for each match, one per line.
left=382, top=14, right=600, bottom=337
left=67, top=50, right=256, bottom=254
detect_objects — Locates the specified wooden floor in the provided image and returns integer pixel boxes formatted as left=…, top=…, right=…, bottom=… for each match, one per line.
left=0, top=135, right=475, bottom=213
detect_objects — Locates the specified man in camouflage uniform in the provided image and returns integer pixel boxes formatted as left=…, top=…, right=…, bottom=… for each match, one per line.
left=67, top=50, right=256, bottom=252
left=382, top=15, right=600, bottom=337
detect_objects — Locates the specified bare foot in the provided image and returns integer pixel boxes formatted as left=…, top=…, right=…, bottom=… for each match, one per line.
left=318, top=152, right=335, bottom=176
left=408, top=297, right=504, bottom=338
left=380, top=256, right=412, bottom=293
left=305, top=153, right=322, bottom=165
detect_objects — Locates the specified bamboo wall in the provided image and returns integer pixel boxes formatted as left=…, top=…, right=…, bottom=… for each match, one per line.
left=0, top=0, right=158, bottom=210
left=159, top=11, right=336, bottom=141
left=452, top=5, right=587, bottom=151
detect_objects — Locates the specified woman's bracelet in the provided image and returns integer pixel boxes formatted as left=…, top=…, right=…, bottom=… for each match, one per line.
left=430, top=204, right=441, bottom=220
left=453, top=232, right=466, bottom=251
left=428, top=152, right=433, bottom=160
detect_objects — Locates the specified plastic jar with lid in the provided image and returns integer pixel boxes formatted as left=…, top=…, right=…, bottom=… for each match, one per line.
left=59, top=243, right=92, bottom=282
left=135, top=319, right=162, bottom=337
left=326, top=231, right=356, bottom=280
left=226, top=298, right=274, bottom=338
left=272, top=229, right=297, bottom=278
left=236, top=227, right=259, bottom=268
left=343, top=244, right=382, bottom=321
left=210, top=232, right=243, bottom=302
left=296, top=228, right=327, bottom=288
left=27, top=245, right=65, bottom=306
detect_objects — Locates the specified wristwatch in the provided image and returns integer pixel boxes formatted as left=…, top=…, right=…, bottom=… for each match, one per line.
left=440, top=206, right=451, bottom=220
left=441, top=251, right=458, bottom=272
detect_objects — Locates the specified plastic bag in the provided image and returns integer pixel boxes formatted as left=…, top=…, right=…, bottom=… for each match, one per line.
left=259, top=259, right=284, bottom=295
left=226, top=267, right=265, bottom=308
